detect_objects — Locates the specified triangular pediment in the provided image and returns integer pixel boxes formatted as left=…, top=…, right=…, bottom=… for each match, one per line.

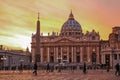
left=55, top=37, right=75, bottom=43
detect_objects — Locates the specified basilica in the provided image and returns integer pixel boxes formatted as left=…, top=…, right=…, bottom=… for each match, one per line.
left=31, top=11, right=120, bottom=67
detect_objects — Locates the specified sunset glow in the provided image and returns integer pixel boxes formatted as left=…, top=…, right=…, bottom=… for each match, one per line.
left=0, top=0, right=120, bottom=50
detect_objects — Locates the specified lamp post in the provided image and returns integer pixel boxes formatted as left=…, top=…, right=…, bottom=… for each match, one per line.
left=57, top=56, right=62, bottom=63
left=57, top=56, right=62, bottom=72
left=1, top=56, right=7, bottom=70
left=19, top=59, right=24, bottom=65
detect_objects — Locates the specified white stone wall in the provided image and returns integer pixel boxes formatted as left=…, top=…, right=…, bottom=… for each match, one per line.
left=0, top=50, right=30, bottom=68
left=101, top=48, right=120, bottom=68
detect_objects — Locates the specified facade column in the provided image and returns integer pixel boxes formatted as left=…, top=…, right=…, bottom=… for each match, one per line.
left=47, top=47, right=50, bottom=63
left=61, top=47, right=63, bottom=62
left=82, top=47, right=84, bottom=62
left=101, top=53, right=104, bottom=64
left=67, top=47, right=69, bottom=63
left=40, top=47, right=43, bottom=63
left=72, top=47, right=74, bottom=62
left=56, top=47, right=58, bottom=62
left=101, top=52, right=103, bottom=64
left=80, top=47, right=83, bottom=62
left=74, top=47, right=76, bottom=63
left=103, top=54, right=105, bottom=64
left=96, top=47, right=100, bottom=64
left=117, top=54, right=119, bottom=60
left=54, top=47, right=56, bottom=63
left=87, top=47, right=90, bottom=62
left=31, top=48, right=35, bottom=63
left=110, top=53, right=112, bottom=67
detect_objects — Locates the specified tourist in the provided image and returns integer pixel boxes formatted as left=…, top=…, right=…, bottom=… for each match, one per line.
left=46, top=63, right=50, bottom=72
left=19, top=63, right=23, bottom=74
left=106, top=65, right=110, bottom=72
left=33, top=62, right=38, bottom=76
left=115, top=63, right=119, bottom=76
left=51, top=64, right=54, bottom=72
left=58, top=63, right=61, bottom=72
left=83, top=62, right=87, bottom=74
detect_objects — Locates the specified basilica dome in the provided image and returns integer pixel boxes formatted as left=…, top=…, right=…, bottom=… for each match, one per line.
left=60, top=11, right=82, bottom=36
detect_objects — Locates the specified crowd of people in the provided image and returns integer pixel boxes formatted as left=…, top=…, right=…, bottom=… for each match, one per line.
left=0, top=62, right=119, bottom=76
left=32, top=62, right=120, bottom=76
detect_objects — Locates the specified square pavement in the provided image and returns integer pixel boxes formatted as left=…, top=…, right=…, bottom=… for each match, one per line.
left=0, top=70, right=119, bottom=80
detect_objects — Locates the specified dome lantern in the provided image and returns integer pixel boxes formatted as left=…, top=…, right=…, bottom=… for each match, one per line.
left=69, top=10, right=74, bottom=20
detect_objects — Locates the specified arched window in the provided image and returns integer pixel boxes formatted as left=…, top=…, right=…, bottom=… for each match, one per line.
left=92, top=36, right=95, bottom=40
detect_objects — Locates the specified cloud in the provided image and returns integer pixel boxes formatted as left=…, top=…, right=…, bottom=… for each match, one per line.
left=0, top=0, right=120, bottom=49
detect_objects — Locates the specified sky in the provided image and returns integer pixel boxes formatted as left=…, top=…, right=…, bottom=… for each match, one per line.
left=0, top=0, right=120, bottom=50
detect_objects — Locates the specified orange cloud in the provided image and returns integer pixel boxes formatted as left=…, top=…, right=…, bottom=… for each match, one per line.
left=0, top=0, right=120, bottom=50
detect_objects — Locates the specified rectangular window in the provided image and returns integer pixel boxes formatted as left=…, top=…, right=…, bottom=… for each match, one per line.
left=114, top=54, right=117, bottom=60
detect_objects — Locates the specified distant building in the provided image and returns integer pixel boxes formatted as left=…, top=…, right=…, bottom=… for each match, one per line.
left=101, top=27, right=120, bottom=67
left=31, top=11, right=120, bottom=68
left=0, top=45, right=31, bottom=69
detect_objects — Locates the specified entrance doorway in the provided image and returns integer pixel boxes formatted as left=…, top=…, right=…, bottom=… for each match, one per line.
left=105, top=54, right=110, bottom=66
left=91, top=53, right=96, bottom=64
left=76, top=56, right=80, bottom=63
left=69, top=58, right=72, bottom=63
left=63, top=56, right=67, bottom=60
left=50, top=56, right=54, bottom=63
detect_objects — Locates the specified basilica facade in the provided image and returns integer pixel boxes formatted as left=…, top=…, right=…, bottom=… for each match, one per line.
left=31, top=12, right=100, bottom=64
left=31, top=11, right=120, bottom=67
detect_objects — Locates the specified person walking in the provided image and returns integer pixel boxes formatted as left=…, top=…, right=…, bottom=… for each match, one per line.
left=33, top=62, right=38, bottom=76
left=83, top=62, right=87, bottom=74
left=115, top=63, right=119, bottom=76
left=106, top=65, right=110, bottom=72
left=46, top=63, right=50, bottom=72
left=19, top=63, right=23, bottom=74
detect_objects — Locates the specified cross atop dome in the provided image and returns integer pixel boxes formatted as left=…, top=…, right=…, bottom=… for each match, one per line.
left=69, top=10, right=74, bottom=20
left=38, top=12, right=40, bottom=20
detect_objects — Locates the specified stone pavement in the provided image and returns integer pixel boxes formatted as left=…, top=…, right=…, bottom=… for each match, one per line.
left=0, top=70, right=119, bottom=80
